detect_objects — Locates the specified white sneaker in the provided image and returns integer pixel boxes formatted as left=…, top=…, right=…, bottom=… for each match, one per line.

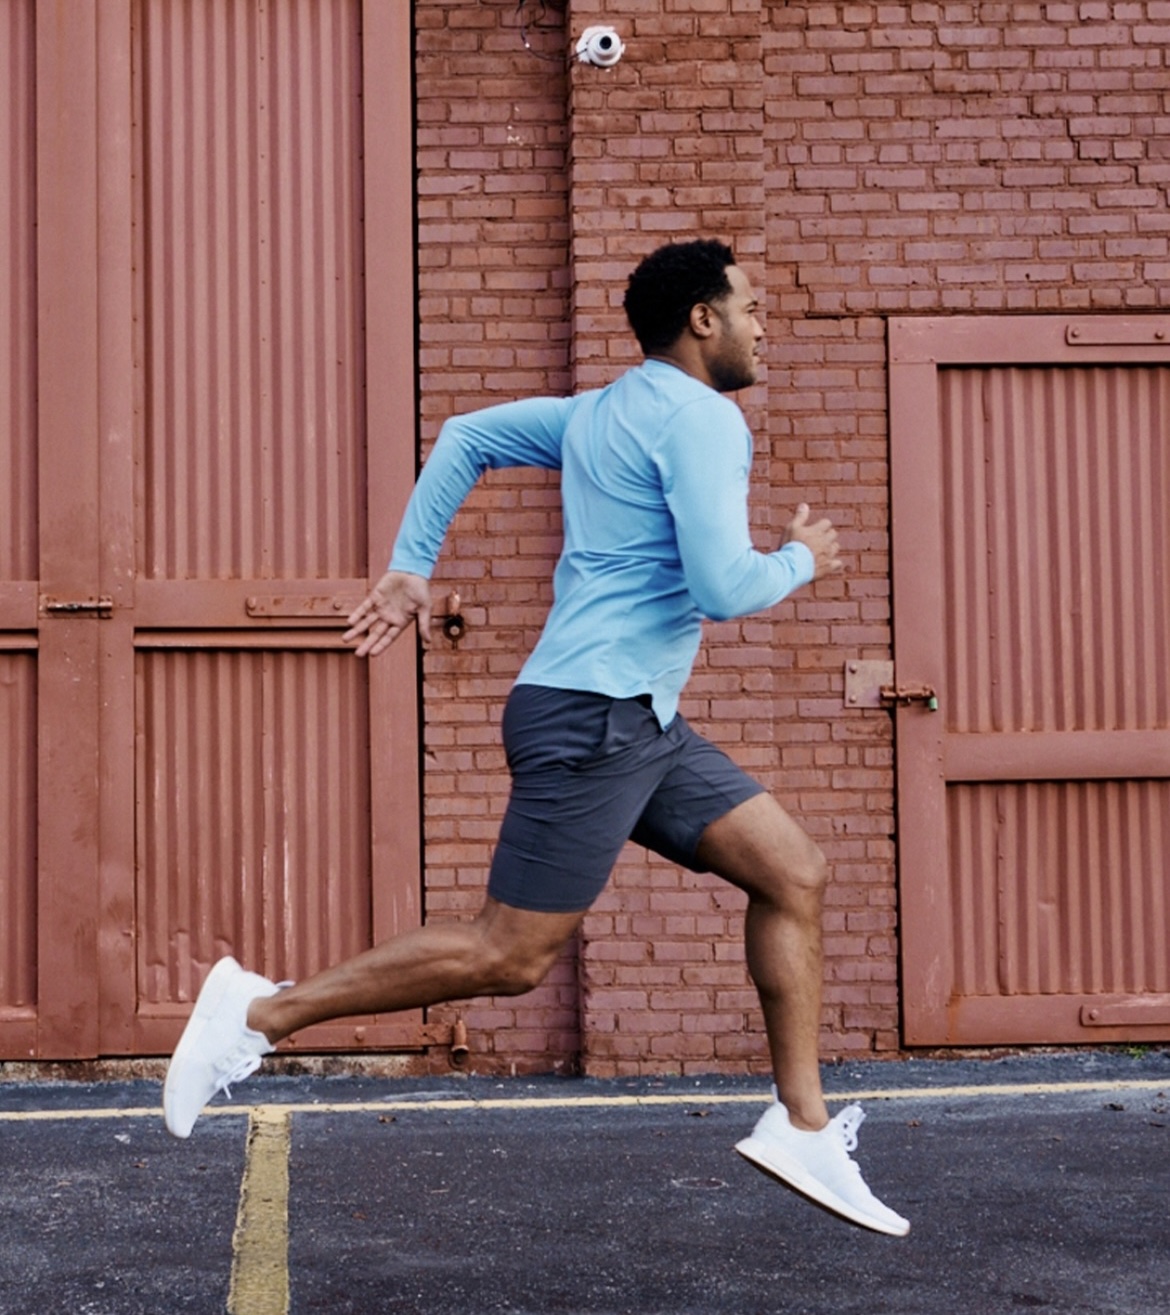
left=735, top=1098, right=910, bottom=1236
left=163, top=957, right=283, bottom=1139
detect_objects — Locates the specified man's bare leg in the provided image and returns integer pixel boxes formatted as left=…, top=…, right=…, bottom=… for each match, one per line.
left=164, top=897, right=584, bottom=1138
left=695, top=792, right=829, bottom=1131
left=248, top=897, right=585, bottom=1044
left=700, top=792, right=910, bottom=1234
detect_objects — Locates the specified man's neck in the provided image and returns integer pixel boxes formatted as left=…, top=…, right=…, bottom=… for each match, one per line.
left=646, top=349, right=717, bottom=391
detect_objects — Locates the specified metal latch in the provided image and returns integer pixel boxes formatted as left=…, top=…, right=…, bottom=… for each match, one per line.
left=843, top=661, right=938, bottom=710
left=42, top=596, right=114, bottom=618
left=879, top=681, right=939, bottom=712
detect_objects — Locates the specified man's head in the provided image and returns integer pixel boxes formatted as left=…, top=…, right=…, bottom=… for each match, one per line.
left=623, top=239, right=764, bottom=393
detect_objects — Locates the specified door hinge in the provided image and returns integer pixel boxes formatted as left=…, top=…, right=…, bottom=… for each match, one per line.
left=245, top=594, right=362, bottom=619
left=1066, top=320, right=1170, bottom=348
left=1080, top=995, right=1170, bottom=1027
left=42, top=596, right=114, bottom=619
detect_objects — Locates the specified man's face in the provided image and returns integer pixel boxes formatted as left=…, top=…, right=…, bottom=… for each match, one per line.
left=706, top=265, right=764, bottom=393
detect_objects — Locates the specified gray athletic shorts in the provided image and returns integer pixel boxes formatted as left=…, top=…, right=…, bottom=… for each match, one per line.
left=487, top=684, right=767, bottom=913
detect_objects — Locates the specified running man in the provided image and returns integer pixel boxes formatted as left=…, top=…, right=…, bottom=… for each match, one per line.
left=164, top=239, right=909, bottom=1236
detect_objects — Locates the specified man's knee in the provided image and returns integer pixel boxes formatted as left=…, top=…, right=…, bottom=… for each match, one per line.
left=469, top=900, right=581, bottom=996
left=781, top=839, right=829, bottom=896
left=700, top=793, right=828, bottom=903
left=477, top=941, right=557, bottom=996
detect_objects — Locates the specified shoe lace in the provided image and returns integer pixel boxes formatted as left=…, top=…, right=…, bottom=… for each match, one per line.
left=216, top=1050, right=264, bottom=1100
left=214, top=979, right=292, bottom=1099
left=832, top=1103, right=866, bottom=1155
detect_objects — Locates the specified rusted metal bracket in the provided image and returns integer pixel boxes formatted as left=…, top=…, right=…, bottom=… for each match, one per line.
left=844, top=660, right=894, bottom=708
left=435, top=590, right=466, bottom=646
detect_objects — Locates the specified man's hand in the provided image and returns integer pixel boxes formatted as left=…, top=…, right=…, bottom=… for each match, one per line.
left=784, top=503, right=843, bottom=580
left=343, top=571, right=433, bottom=658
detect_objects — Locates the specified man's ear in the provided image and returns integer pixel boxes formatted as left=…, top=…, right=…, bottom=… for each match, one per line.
left=688, top=300, right=717, bottom=340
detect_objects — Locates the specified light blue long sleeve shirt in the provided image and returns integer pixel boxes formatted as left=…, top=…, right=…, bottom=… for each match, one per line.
left=391, top=358, right=815, bottom=726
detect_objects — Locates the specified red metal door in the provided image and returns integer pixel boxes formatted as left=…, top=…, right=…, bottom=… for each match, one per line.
left=890, top=316, right=1170, bottom=1045
left=2, top=1, right=425, bottom=1060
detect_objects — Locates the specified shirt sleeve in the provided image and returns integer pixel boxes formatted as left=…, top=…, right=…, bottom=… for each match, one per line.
left=656, top=395, right=816, bottom=621
left=389, top=397, right=573, bottom=578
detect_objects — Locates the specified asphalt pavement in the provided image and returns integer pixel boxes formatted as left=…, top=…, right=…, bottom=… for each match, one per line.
left=0, top=1049, right=1168, bottom=1315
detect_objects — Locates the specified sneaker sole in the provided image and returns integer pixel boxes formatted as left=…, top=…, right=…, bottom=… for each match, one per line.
left=734, top=1135, right=910, bottom=1237
left=163, top=958, right=244, bottom=1139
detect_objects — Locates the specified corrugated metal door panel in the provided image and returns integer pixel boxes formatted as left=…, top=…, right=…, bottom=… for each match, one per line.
left=0, top=0, right=36, bottom=589
left=135, top=0, right=365, bottom=582
left=891, top=317, right=1170, bottom=1045
left=948, top=781, right=1170, bottom=1000
left=941, top=366, right=1170, bottom=735
left=0, top=656, right=37, bottom=1022
left=264, top=650, right=374, bottom=975
left=135, top=648, right=372, bottom=1010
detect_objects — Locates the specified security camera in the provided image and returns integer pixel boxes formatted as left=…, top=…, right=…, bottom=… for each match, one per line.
left=575, top=25, right=625, bottom=68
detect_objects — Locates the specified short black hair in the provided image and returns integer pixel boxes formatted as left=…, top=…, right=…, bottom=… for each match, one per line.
left=623, top=239, right=737, bottom=355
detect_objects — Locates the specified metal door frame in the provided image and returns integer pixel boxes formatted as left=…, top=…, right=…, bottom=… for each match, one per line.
left=890, top=314, right=1170, bottom=1046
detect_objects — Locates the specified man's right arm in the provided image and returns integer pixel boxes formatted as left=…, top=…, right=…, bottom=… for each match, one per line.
left=345, top=396, right=573, bottom=657
left=390, top=396, right=571, bottom=576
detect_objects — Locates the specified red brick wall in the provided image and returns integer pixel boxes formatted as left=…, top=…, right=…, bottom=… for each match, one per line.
left=411, top=0, right=1170, bottom=1075
left=766, top=2, right=1170, bottom=317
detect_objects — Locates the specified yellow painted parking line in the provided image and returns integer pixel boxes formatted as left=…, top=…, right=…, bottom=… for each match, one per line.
left=196, top=1076, right=1170, bottom=1116
left=0, top=1106, right=190, bottom=1122
left=0, top=1075, right=1166, bottom=1123
left=228, top=1106, right=291, bottom=1315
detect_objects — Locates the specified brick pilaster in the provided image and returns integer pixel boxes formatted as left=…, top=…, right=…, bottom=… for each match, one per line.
left=565, top=0, right=778, bottom=1078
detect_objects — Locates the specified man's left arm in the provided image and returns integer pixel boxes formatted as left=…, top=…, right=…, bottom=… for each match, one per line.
left=660, top=399, right=840, bottom=620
